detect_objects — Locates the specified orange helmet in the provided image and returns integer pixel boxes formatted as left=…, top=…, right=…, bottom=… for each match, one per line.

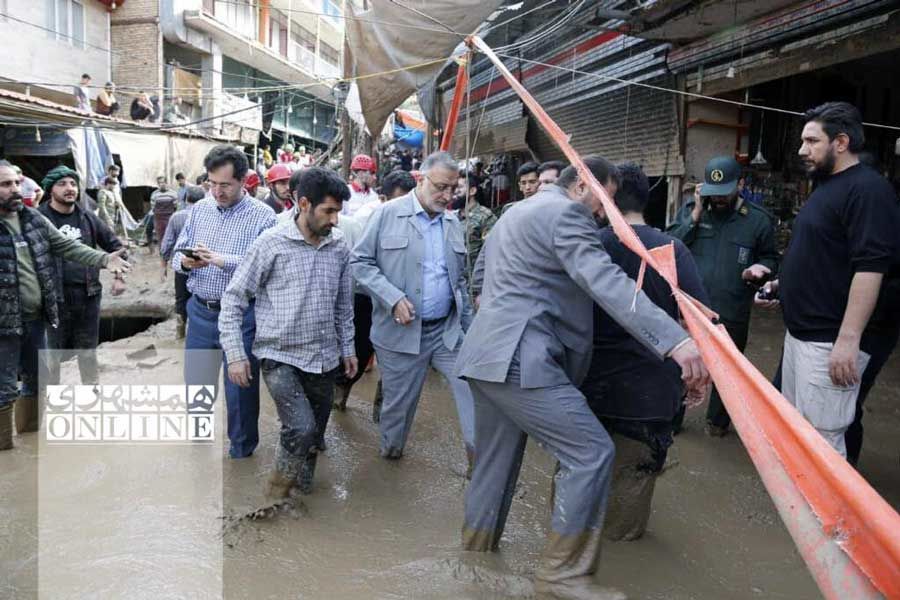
left=266, top=163, right=292, bottom=184
left=350, top=154, right=376, bottom=173
left=244, top=171, right=261, bottom=190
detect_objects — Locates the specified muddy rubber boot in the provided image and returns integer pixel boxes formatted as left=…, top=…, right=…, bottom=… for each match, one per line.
left=265, top=469, right=297, bottom=499
left=297, top=452, right=318, bottom=495
left=0, top=404, right=14, bottom=450
left=175, top=315, right=186, bottom=340
left=14, top=395, right=39, bottom=434
left=534, top=530, right=626, bottom=600
left=372, top=379, right=383, bottom=424
left=465, top=445, right=475, bottom=480
left=333, top=383, right=350, bottom=411
left=603, top=435, right=658, bottom=542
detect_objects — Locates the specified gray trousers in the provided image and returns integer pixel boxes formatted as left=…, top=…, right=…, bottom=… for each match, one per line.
left=463, top=363, right=615, bottom=544
left=375, top=319, right=475, bottom=455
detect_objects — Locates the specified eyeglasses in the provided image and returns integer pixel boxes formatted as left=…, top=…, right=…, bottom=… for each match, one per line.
left=425, top=174, right=455, bottom=195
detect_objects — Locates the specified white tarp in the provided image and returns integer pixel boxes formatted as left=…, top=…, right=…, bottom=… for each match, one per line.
left=346, top=0, right=505, bottom=137
left=103, top=130, right=169, bottom=187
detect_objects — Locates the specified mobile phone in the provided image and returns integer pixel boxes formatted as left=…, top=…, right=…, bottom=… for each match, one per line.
left=177, top=247, right=199, bottom=259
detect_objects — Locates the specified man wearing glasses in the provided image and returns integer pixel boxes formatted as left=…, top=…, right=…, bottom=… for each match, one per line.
left=352, top=151, right=476, bottom=475
left=172, top=145, right=277, bottom=459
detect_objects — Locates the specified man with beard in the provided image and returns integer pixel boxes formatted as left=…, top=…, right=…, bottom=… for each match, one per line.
left=220, top=167, right=356, bottom=497
left=343, top=154, right=379, bottom=217
left=351, top=151, right=476, bottom=470
left=38, top=166, right=127, bottom=387
left=668, top=156, right=778, bottom=437
left=756, top=102, right=900, bottom=457
left=264, top=164, right=291, bottom=214
left=0, top=161, right=130, bottom=450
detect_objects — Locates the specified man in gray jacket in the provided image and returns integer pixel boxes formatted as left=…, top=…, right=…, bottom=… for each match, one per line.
left=352, top=151, right=475, bottom=470
left=455, top=157, right=708, bottom=600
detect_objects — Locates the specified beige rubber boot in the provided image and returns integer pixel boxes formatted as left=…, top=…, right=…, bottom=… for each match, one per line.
left=175, top=315, right=186, bottom=340
left=14, top=395, right=40, bottom=434
left=534, top=530, right=626, bottom=600
left=0, top=404, right=14, bottom=450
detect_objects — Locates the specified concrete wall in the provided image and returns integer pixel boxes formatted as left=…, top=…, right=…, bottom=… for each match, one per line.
left=0, top=0, right=111, bottom=106
left=110, top=0, right=165, bottom=109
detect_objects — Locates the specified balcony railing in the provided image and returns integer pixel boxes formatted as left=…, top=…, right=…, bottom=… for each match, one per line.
left=315, top=57, right=341, bottom=80
left=291, top=41, right=317, bottom=74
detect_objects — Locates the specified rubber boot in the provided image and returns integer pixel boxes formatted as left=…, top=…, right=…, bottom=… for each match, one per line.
left=297, top=451, right=318, bottom=495
left=333, top=382, right=350, bottom=411
left=15, top=395, right=39, bottom=433
left=265, top=469, right=296, bottom=499
left=0, top=404, right=14, bottom=450
left=372, top=378, right=383, bottom=424
left=465, top=445, right=475, bottom=480
left=175, top=315, right=186, bottom=340
left=534, top=530, right=626, bottom=600
left=603, top=435, right=659, bottom=542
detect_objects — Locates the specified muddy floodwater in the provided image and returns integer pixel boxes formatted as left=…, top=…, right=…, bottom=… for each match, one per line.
left=1, top=277, right=898, bottom=599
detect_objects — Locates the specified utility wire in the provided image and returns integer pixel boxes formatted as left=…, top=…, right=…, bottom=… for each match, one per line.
left=489, top=51, right=900, bottom=132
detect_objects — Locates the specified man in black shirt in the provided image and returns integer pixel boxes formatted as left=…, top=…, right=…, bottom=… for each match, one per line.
left=38, top=166, right=126, bottom=385
left=580, top=163, right=709, bottom=541
left=757, top=102, right=900, bottom=457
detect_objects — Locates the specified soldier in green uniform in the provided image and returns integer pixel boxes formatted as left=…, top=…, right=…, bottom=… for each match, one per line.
left=457, top=172, right=497, bottom=288
left=668, top=156, right=778, bottom=436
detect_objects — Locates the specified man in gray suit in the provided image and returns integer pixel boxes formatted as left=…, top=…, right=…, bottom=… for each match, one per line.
left=352, top=151, right=476, bottom=468
left=456, top=157, right=709, bottom=600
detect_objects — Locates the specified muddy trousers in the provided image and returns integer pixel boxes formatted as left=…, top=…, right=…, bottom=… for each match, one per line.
left=184, top=297, right=260, bottom=458
left=0, top=320, right=47, bottom=409
left=261, top=359, right=336, bottom=485
left=462, top=375, right=614, bottom=587
left=374, top=318, right=475, bottom=456
left=46, top=289, right=101, bottom=386
left=705, top=319, right=748, bottom=429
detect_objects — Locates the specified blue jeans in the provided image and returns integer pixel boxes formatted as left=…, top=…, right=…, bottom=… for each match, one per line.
left=0, top=320, right=47, bottom=407
left=185, top=296, right=260, bottom=458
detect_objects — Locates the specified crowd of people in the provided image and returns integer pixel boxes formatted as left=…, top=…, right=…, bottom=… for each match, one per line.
left=0, top=100, right=898, bottom=599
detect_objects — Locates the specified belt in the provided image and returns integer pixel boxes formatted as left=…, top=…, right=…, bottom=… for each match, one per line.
left=195, top=296, right=221, bottom=311
left=421, top=317, right=447, bottom=327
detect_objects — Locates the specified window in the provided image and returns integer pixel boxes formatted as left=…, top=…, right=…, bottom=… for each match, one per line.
left=45, top=0, right=86, bottom=48
left=319, top=43, right=340, bottom=67
left=292, top=27, right=316, bottom=53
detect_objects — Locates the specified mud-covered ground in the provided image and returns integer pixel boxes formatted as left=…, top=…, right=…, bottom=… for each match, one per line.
left=1, top=253, right=898, bottom=599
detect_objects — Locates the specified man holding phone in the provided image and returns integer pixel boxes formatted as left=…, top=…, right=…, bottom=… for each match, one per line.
left=668, top=156, right=778, bottom=437
left=172, top=146, right=277, bottom=459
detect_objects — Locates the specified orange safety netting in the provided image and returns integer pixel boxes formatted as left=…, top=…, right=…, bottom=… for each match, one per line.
left=467, top=34, right=900, bottom=600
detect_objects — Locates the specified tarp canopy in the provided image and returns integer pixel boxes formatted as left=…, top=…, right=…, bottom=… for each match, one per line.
left=102, top=131, right=221, bottom=187
left=345, top=0, right=505, bottom=137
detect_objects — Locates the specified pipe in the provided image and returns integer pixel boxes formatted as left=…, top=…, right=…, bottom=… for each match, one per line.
left=439, top=55, right=469, bottom=152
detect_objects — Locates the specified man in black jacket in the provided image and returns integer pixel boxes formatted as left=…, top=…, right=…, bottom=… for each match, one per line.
left=38, top=166, right=127, bottom=387
left=0, top=161, right=130, bottom=450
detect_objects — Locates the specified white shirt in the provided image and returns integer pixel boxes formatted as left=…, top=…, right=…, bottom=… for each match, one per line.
left=342, top=185, right=379, bottom=217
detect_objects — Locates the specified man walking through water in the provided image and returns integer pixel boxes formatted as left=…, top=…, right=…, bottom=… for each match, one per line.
left=455, top=156, right=708, bottom=600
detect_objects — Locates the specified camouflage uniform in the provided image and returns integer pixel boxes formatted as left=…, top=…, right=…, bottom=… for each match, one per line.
left=460, top=202, right=497, bottom=283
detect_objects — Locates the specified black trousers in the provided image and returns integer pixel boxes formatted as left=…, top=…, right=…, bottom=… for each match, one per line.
left=47, top=287, right=102, bottom=385
left=705, top=319, right=750, bottom=429
left=174, top=272, right=191, bottom=320
left=335, top=293, right=375, bottom=389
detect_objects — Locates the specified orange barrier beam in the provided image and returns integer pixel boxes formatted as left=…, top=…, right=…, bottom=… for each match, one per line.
left=440, top=55, right=469, bottom=152
left=468, top=34, right=900, bottom=599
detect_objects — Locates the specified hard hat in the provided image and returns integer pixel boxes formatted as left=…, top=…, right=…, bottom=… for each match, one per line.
left=350, top=154, right=376, bottom=173
left=244, top=171, right=261, bottom=190
left=266, top=163, right=292, bottom=184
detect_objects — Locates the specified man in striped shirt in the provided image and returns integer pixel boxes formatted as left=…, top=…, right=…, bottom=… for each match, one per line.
left=172, top=145, right=277, bottom=459
left=220, top=167, right=356, bottom=497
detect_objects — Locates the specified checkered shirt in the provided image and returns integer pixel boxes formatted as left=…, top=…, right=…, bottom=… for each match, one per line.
left=219, top=220, right=355, bottom=373
left=171, top=194, right=277, bottom=300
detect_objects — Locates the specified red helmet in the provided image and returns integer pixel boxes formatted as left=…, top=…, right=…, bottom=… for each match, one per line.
left=266, top=163, right=292, bottom=184
left=244, top=171, right=261, bottom=190
left=350, top=154, right=376, bottom=173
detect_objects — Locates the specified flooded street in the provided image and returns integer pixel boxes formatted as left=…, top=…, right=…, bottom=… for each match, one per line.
left=2, top=284, right=898, bottom=599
